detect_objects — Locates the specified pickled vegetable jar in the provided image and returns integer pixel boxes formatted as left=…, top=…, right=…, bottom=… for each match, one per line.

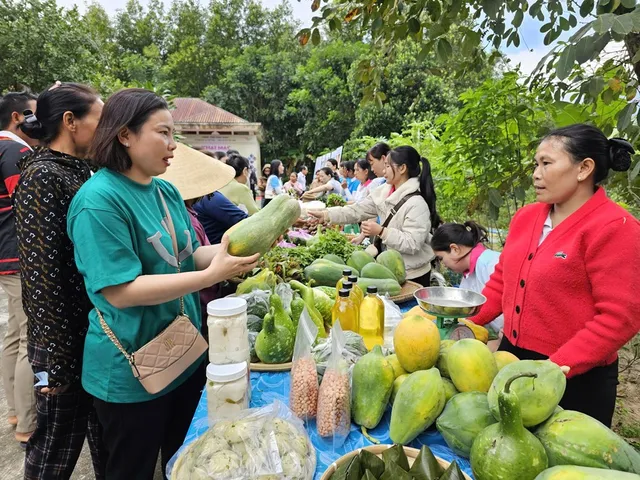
left=207, top=297, right=249, bottom=364
left=206, top=362, right=249, bottom=423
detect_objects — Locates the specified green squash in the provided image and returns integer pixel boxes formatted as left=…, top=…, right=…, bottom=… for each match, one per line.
left=470, top=372, right=548, bottom=480
left=436, top=392, right=497, bottom=458
left=376, top=249, right=406, bottom=284
left=347, top=250, right=376, bottom=272
left=255, top=308, right=294, bottom=364
left=352, top=345, right=395, bottom=429
left=356, top=277, right=402, bottom=296
left=488, top=360, right=566, bottom=427
left=323, top=253, right=346, bottom=264
left=534, top=410, right=640, bottom=474
left=360, top=263, right=398, bottom=281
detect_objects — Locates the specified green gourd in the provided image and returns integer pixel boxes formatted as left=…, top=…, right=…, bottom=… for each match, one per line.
left=290, top=297, right=305, bottom=329
left=352, top=345, right=395, bottom=429
left=470, top=373, right=548, bottom=480
left=289, top=280, right=327, bottom=338
left=269, top=293, right=295, bottom=336
left=255, top=308, right=294, bottom=364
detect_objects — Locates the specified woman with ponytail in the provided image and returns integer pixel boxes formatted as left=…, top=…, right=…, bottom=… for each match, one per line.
left=309, top=145, right=440, bottom=286
left=431, top=221, right=503, bottom=340
left=13, top=82, right=106, bottom=478
left=469, top=124, right=640, bottom=426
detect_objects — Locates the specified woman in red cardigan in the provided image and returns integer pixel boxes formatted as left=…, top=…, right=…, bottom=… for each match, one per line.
left=470, top=124, right=640, bottom=427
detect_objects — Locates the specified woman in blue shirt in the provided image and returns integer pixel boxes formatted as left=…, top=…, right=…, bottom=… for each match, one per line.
left=263, top=158, right=284, bottom=207
left=67, top=89, right=259, bottom=479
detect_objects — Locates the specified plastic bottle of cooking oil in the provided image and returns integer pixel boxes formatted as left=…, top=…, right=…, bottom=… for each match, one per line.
left=335, top=269, right=353, bottom=297
left=358, top=286, right=385, bottom=350
left=347, top=275, right=364, bottom=306
left=332, top=288, right=359, bottom=333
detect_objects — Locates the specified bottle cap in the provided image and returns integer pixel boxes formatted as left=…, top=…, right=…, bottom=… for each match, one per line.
left=342, top=281, right=353, bottom=290
left=342, top=269, right=352, bottom=276
left=348, top=275, right=358, bottom=283
left=367, top=285, right=378, bottom=294
left=339, top=289, right=350, bottom=298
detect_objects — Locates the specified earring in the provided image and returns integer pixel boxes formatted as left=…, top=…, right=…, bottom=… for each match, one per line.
left=578, top=176, right=583, bottom=181
left=124, top=143, right=129, bottom=148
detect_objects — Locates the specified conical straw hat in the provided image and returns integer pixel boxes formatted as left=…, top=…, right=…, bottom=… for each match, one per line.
left=159, top=142, right=235, bottom=200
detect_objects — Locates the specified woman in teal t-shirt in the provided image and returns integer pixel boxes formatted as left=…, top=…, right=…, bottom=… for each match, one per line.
left=67, top=89, right=259, bottom=479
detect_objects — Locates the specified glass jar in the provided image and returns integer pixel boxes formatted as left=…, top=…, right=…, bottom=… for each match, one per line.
left=206, top=362, right=249, bottom=423
left=207, top=297, right=249, bottom=364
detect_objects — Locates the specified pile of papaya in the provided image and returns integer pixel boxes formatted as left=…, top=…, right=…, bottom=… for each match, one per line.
left=349, top=311, right=640, bottom=480
left=304, top=249, right=406, bottom=295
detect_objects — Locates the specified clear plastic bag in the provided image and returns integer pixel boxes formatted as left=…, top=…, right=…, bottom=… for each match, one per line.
left=167, top=400, right=316, bottom=480
left=290, top=308, right=319, bottom=421
left=312, top=330, right=367, bottom=380
left=275, top=282, right=295, bottom=313
left=239, top=289, right=271, bottom=318
left=381, top=295, right=402, bottom=350
left=316, top=322, right=351, bottom=449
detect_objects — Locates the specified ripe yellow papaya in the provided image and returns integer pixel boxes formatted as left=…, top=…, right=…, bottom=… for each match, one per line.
left=393, top=315, right=440, bottom=372
left=447, top=339, right=498, bottom=393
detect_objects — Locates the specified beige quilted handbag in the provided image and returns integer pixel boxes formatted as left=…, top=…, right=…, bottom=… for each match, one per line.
left=96, top=189, right=207, bottom=395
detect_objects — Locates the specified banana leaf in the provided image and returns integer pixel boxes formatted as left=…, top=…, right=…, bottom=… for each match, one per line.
left=439, top=461, right=465, bottom=480
left=359, top=450, right=385, bottom=478
left=381, top=445, right=410, bottom=472
left=379, top=461, right=412, bottom=480
left=361, top=470, right=378, bottom=480
left=345, top=455, right=363, bottom=480
left=408, top=445, right=445, bottom=480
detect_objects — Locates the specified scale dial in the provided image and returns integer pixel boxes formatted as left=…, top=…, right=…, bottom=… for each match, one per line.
left=448, top=325, right=475, bottom=341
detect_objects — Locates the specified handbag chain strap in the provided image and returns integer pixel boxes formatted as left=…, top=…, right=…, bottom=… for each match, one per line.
left=96, top=187, right=186, bottom=368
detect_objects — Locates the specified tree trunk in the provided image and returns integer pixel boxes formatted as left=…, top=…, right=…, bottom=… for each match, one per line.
left=624, top=32, right=640, bottom=83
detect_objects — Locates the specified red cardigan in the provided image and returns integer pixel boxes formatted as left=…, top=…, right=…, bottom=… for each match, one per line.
left=471, top=188, right=640, bottom=378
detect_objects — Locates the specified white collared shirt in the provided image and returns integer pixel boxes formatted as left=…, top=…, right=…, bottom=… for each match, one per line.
left=539, top=212, right=553, bottom=245
left=0, top=130, right=32, bottom=150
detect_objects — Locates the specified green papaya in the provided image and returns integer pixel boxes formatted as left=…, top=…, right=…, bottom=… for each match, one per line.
left=255, top=309, right=294, bottom=364
left=436, top=339, right=456, bottom=378
left=534, top=466, right=640, bottom=479
left=488, top=360, right=566, bottom=427
left=352, top=345, right=395, bottom=429
left=442, top=378, right=458, bottom=402
left=436, top=392, right=497, bottom=458
left=534, top=410, right=640, bottom=473
left=304, top=260, right=359, bottom=287
left=323, top=253, right=345, bottom=264
left=390, top=368, right=446, bottom=445
left=391, top=374, right=408, bottom=404
left=270, top=293, right=295, bottom=336
left=376, top=249, right=406, bottom=284
left=356, top=277, right=402, bottom=296
left=236, top=269, right=277, bottom=295
left=347, top=250, right=376, bottom=272
left=361, top=263, right=398, bottom=281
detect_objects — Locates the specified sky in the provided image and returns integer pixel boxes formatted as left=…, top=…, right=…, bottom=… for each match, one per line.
left=56, top=0, right=564, bottom=76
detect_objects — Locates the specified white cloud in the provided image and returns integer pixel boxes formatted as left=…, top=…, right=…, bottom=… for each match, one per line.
left=504, top=47, right=550, bottom=77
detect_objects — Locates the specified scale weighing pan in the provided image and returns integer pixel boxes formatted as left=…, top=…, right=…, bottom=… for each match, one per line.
left=414, top=287, right=487, bottom=340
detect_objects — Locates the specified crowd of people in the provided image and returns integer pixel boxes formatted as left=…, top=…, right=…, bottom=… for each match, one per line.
left=0, top=81, right=639, bottom=480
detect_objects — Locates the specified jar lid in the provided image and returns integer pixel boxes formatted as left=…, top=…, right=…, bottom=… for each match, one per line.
left=207, top=297, right=247, bottom=317
left=206, top=362, right=248, bottom=383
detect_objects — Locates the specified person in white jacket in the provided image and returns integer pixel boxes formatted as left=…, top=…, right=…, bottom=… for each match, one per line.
left=310, top=146, right=441, bottom=286
left=431, top=221, right=504, bottom=349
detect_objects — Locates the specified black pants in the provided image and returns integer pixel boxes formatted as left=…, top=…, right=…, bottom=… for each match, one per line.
left=410, top=271, right=431, bottom=287
left=262, top=198, right=272, bottom=208
left=498, top=337, right=619, bottom=427
left=94, top=360, right=206, bottom=480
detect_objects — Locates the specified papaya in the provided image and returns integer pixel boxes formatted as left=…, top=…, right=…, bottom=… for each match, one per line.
left=361, top=263, right=398, bottom=281
left=459, top=318, right=489, bottom=343
left=356, top=277, right=401, bottom=296
left=488, top=360, right=566, bottom=427
left=447, top=338, right=498, bottom=393
left=236, top=269, right=277, bottom=295
left=442, top=378, right=458, bottom=402
left=534, top=410, right=640, bottom=474
left=436, top=339, right=456, bottom=378
left=352, top=345, right=395, bottom=429
left=494, top=350, right=519, bottom=371
left=471, top=372, right=549, bottom=480
left=436, top=392, right=497, bottom=458
left=385, top=354, right=407, bottom=379
left=226, top=195, right=301, bottom=256
left=255, top=308, right=294, bottom=364
left=347, top=250, right=376, bottom=272
left=305, top=260, right=359, bottom=287
left=393, top=315, right=440, bottom=372
left=404, top=305, right=437, bottom=321
left=323, top=253, right=345, bottom=264
left=390, top=368, right=446, bottom=445
left=376, top=249, right=406, bottom=284
left=534, top=465, right=640, bottom=479
left=390, top=374, right=408, bottom=404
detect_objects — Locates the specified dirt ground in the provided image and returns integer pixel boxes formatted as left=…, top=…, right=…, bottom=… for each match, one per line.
left=612, top=336, right=640, bottom=451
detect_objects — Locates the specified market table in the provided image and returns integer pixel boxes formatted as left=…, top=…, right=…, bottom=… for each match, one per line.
left=174, top=297, right=474, bottom=479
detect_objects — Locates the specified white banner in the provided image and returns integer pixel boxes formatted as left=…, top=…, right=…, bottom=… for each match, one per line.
left=314, top=146, right=343, bottom=174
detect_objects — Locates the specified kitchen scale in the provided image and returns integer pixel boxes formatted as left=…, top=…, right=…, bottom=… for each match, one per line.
left=414, top=287, right=487, bottom=340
